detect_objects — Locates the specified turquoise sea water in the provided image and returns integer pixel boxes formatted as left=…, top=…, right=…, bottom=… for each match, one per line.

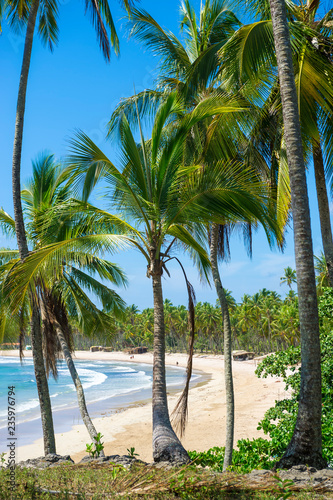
left=0, top=356, right=193, bottom=447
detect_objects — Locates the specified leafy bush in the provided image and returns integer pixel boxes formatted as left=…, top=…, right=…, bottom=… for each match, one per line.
left=191, top=289, right=333, bottom=472
left=189, top=438, right=278, bottom=474
left=255, top=288, right=333, bottom=466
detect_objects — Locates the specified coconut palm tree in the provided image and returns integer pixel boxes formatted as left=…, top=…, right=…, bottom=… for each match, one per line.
left=268, top=0, right=326, bottom=469
left=3, top=95, right=278, bottom=463
left=0, top=0, right=135, bottom=455
left=108, top=1, right=283, bottom=469
left=280, top=266, right=297, bottom=290
left=0, top=153, right=127, bottom=453
left=221, top=0, right=333, bottom=285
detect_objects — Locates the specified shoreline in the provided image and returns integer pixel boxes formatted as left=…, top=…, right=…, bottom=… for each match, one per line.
left=0, top=350, right=288, bottom=463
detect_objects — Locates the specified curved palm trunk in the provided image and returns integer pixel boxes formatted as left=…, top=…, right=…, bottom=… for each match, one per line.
left=12, top=0, right=56, bottom=455
left=151, top=264, right=189, bottom=463
left=210, top=224, right=234, bottom=471
left=31, top=302, right=56, bottom=454
left=55, top=323, right=104, bottom=456
left=312, top=141, right=333, bottom=288
left=269, top=0, right=325, bottom=469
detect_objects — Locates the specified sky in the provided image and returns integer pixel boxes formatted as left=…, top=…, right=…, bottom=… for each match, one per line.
left=0, top=0, right=329, bottom=310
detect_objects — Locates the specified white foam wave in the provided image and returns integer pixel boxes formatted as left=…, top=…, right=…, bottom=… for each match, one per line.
left=76, top=367, right=107, bottom=390
left=111, top=366, right=136, bottom=373
left=0, top=358, right=21, bottom=364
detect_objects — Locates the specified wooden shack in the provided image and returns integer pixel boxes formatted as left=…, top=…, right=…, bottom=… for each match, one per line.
left=128, top=346, right=148, bottom=355
left=232, top=350, right=255, bottom=361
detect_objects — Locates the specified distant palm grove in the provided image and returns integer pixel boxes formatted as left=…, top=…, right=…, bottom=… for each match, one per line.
left=67, top=290, right=299, bottom=354
left=1, top=0, right=333, bottom=474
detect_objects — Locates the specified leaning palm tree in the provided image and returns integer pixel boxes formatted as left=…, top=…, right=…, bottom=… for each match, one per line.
left=0, top=0, right=135, bottom=455
left=3, top=95, right=277, bottom=463
left=0, top=153, right=127, bottom=453
left=268, top=0, right=326, bottom=469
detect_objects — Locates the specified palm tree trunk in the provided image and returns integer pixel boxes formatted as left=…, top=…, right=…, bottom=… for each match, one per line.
left=312, top=140, right=333, bottom=288
left=12, top=0, right=39, bottom=259
left=210, top=224, right=234, bottom=471
left=30, top=302, right=56, bottom=454
left=269, top=0, right=326, bottom=469
left=151, top=264, right=189, bottom=463
left=54, top=322, right=104, bottom=456
left=12, top=0, right=56, bottom=456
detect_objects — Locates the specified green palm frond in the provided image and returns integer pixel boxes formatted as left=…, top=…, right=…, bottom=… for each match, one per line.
left=61, top=274, right=116, bottom=337
left=166, top=223, right=211, bottom=282
left=3, top=234, right=130, bottom=309
left=4, top=0, right=30, bottom=31
left=128, top=7, right=191, bottom=77
left=84, top=0, right=119, bottom=59
left=276, top=141, right=291, bottom=235
left=0, top=248, right=20, bottom=264
left=171, top=161, right=280, bottom=246
left=70, top=255, right=127, bottom=287
left=37, top=0, right=59, bottom=50
left=66, top=267, right=126, bottom=317
left=220, top=20, right=276, bottom=87
left=107, top=90, right=166, bottom=139
left=0, top=209, right=16, bottom=237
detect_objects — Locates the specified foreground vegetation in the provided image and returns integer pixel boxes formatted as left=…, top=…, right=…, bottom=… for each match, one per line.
left=1, top=462, right=333, bottom=500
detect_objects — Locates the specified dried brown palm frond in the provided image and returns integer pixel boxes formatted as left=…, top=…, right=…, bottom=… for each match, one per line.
left=170, top=258, right=196, bottom=438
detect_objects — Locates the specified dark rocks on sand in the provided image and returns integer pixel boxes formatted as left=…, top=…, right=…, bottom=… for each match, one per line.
left=17, top=454, right=74, bottom=469
left=247, top=465, right=333, bottom=490
left=78, top=455, right=147, bottom=468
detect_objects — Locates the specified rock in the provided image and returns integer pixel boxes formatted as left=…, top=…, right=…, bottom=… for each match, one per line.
left=278, top=466, right=333, bottom=489
left=148, top=460, right=187, bottom=470
left=17, top=454, right=74, bottom=469
left=78, top=455, right=147, bottom=469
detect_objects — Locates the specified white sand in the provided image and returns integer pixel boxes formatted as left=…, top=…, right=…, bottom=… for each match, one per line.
left=0, top=350, right=288, bottom=463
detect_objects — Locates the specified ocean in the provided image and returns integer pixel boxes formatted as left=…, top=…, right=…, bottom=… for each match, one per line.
left=0, top=356, right=195, bottom=448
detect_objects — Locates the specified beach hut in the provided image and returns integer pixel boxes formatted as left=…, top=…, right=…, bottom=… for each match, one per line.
left=232, top=350, right=255, bottom=361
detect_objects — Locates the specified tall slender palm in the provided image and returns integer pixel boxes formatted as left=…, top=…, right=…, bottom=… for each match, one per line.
left=0, top=0, right=134, bottom=455
left=221, top=0, right=333, bottom=285
left=3, top=96, right=277, bottom=462
left=268, top=0, right=326, bottom=469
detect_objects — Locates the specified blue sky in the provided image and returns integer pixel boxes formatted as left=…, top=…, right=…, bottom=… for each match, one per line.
left=0, top=0, right=328, bottom=309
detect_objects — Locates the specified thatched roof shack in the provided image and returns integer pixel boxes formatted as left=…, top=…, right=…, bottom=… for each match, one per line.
left=127, top=346, right=148, bottom=355
left=232, top=350, right=255, bottom=361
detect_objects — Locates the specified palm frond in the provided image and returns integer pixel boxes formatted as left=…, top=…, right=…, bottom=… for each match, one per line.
left=84, top=0, right=118, bottom=60
left=37, top=0, right=59, bottom=50
left=128, top=7, right=191, bottom=77
left=0, top=209, right=16, bottom=237
left=3, top=234, right=131, bottom=310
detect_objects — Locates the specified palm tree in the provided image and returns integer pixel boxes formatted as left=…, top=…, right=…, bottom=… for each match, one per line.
left=1, top=0, right=134, bottom=455
left=221, top=0, right=333, bottom=286
left=268, top=0, right=326, bottom=469
left=3, top=95, right=278, bottom=463
left=110, top=1, right=282, bottom=469
left=314, top=252, right=330, bottom=294
left=280, top=266, right=297, bottom=290
left=0, top=153, right=127, bottom=453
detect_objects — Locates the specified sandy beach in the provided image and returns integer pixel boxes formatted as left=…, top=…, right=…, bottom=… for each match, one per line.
left=0, top=350, right=288, bottom=463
